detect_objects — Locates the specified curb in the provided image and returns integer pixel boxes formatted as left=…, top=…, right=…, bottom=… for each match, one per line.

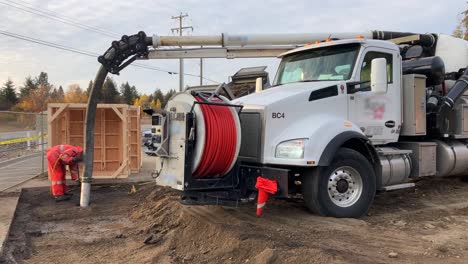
left=0, top=152, right=42, bottom=168
left=0, top=173, right=44, bottom=192
left=0, top=189, right=23, bottom=260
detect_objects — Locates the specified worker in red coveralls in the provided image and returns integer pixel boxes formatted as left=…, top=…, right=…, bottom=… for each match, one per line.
left=46, top=144, right=83, bottom=202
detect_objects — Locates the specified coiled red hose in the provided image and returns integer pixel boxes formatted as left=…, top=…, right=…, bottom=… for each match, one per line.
left=193, top=96, right=237, bottom=178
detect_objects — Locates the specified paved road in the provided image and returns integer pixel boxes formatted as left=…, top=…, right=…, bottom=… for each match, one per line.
left=0, top=131, right=37, bottom=141
left=0, top=153, right=46, bottom=191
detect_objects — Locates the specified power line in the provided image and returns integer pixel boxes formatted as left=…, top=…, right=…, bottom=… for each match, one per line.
left=0, top=30, right=98, bottom=57
left=0, top=0, right=119, bottom=38
left=1, top=1, right=219, bottom=84
left=0, top=29, right=219, bottom=83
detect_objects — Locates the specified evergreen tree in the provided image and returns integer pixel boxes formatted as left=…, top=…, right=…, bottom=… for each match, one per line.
left=49, top=86, right=65, bottom=103
left=101, top=77, right=120, bottom=103
left=35, top=72, right=52, bottom=89
left=0, top=93, right=5, bottom=110
left=57, top=85, right=65, bottom=100
left=120, top=82, right=137, bottom=105
left=163, top=89, right=176, bottom=108
left=130, top=85, right=139, bottom=103
left=19, top=76, right=36, bottom=99
left=0, top=79, right=18, bottom=110
left=86, top=80, right=93, bottom=96
left=50, top=87, right=58, bottom=99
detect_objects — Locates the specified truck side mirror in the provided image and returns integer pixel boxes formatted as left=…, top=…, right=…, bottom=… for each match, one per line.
left=255, top=77, right=263, bottom=93
left=370, top=58, right=388, bottom=94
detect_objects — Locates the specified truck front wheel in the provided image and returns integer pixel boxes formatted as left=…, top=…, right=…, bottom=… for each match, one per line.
left=302, top=148, right=376, bottom=218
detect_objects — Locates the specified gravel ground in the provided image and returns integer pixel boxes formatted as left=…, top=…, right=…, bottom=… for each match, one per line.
left=3, top=176, right=468, bottom=263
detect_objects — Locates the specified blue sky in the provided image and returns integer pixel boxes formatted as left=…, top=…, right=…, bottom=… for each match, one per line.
left=0, top=0, right=465, bottom=95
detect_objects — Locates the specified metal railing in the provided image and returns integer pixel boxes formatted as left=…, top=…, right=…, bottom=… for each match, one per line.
left=0, top=111, right=48, bottom=191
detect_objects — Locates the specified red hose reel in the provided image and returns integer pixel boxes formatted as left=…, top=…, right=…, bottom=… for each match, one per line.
left=192, top=96, right=238, bottom=178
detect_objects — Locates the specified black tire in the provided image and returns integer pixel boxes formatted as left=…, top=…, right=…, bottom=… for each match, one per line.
left=302, top=148, right=376, bottom=218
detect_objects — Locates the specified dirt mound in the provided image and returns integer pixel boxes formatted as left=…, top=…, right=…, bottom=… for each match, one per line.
left=126, top=178, right=468, bottom=263
left=129, top=186, right=333, bottom=263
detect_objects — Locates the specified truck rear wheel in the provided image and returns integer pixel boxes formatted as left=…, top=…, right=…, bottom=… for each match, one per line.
left=302, top=148, right=376, bottom=218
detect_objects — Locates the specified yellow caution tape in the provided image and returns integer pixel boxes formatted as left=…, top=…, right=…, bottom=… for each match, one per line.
left=0, top=134, right=48, bottom=145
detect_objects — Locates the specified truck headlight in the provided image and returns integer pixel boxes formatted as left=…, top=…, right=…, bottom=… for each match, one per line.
left=275, top=139, right=308, bottom=159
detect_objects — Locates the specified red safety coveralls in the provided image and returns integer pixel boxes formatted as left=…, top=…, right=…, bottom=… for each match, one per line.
left=46, top=144, right=83, bottom=197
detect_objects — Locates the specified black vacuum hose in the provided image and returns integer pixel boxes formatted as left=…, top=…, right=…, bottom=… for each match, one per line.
left=80, top=31, right=151, bottom=207
left=80, top=65, right=108, bottom=207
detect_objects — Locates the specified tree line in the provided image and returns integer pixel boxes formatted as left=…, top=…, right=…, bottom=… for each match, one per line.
left=0, top=72, right=176, bottom=112
left=452, top=6, right=468, bottom=40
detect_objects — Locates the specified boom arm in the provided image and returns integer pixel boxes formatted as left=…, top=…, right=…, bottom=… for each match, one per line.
left=150, top=31, right=435, bottom=48
left=146, top=31, right=436, bottom=59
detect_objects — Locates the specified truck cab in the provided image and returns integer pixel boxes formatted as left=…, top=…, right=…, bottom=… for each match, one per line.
left=235, top=39, right=400, bottom=164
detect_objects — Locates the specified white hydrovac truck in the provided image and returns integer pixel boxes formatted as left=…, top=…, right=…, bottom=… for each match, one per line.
left=85, top=30, right=468, bottom=217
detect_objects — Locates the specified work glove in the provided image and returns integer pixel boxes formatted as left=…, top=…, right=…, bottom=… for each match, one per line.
left=72, top=156, right=83, bottom=163
left=71, top=152, right=84, bottom=163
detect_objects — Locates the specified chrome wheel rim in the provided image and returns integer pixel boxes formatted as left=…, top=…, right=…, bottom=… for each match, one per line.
left=327, top=166, right=363, bottom=207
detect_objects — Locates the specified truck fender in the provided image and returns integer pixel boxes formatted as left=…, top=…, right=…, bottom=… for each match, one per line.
left=317, top=131, right=381, bottom=188
left=318, top=131, right=368, bottom=165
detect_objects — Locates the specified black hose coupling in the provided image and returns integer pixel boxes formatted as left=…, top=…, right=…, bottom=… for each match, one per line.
left=98, top=31, right=151, bottom=74
left=438, top=67, right=468, bottom=115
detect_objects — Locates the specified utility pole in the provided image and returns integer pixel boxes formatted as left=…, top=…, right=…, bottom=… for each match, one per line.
left=200, top=45, right=203, bottom=86
left=171, top=13, right=193, bottom=91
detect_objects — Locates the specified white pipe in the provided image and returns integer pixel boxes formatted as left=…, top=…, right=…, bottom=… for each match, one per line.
left=223, top=32, right=372, bottom=46
left=80, top=181, right=91, bottom=207
left=153, top=35, right=222, bottom=47
left=153, top=32, right=373, bottom=48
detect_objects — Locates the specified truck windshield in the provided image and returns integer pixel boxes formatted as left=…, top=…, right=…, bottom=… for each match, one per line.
left=274, top=43, right=360, bottom=85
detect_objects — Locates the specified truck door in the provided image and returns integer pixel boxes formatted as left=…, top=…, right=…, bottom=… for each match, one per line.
left=348, top=48, right=401, bottom=144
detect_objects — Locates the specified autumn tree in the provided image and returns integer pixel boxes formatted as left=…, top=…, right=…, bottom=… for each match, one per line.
left=16, top=72, right=54, bottom=112
left=16, top=84, right=51, bottom=112
left=153, top=89, right=165, bottom=107
left=64, top=84, right=88, bottom=103
left=0, top=79, right=18, bottom=110
left=453, top=6, right=468, bottom=40
left=134, top=93, right=151, bottom=108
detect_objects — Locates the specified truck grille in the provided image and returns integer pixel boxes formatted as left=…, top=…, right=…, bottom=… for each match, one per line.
left=238, top=112, right=262, bottom=162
